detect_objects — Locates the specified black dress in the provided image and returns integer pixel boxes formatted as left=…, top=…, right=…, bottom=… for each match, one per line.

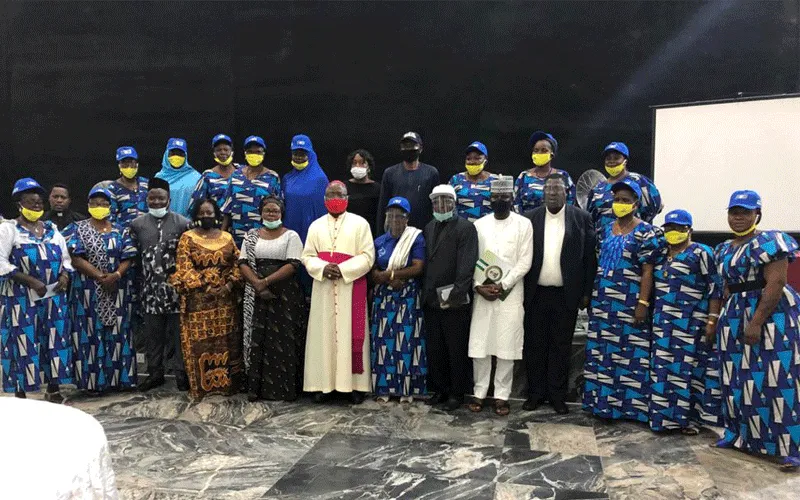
left=346, top=180, right=381, bottom=237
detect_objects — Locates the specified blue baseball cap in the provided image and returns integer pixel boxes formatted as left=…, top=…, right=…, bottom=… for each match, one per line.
left=12, top=178, right=45, bottom=197
left=604, top=142, right=629, bottom=158
left=611, top=177, right=642, bottom=200
left=212, top=134, right=232, bottom=147
left=167, top=137, right=188, bottom=153
left=88, top=186, right=112, bottom=202
left=291, top=134, right=312, bottom=151
left=664, top=209, right=693, bottom=227
left=727, top=190, right=762, bottom=210
left=244, top=135, right=266, bottom=149
left=387, top=196, right=411, bottom=214
left=528, top=131, right=558, bottom=153
left=116, top=146, right=138, bottom=161
left=465, top=141, right=488, bottom=157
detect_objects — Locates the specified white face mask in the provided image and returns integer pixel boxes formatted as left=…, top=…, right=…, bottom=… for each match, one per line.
left=351, top=167, right=368, bottom=180
left=149, top=207, right=168, bottom=219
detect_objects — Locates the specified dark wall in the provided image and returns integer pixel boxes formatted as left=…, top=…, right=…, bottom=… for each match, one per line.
left=1, top=0, right=798, bottom=217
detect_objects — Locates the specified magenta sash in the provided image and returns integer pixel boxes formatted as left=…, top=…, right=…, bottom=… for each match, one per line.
left=318, top=252, right=367, bottom=374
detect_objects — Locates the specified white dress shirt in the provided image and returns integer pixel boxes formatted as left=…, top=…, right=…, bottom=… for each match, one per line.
left=538, top=205, right=565, bottom=286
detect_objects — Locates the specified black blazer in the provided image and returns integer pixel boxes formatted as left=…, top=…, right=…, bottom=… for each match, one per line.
left=524, top=205, right=597, bottom=311
left=422, top=216, right=479, bottom=309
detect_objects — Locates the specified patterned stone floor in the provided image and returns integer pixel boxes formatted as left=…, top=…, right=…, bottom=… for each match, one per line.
left=32, top=381, right=800, bottom=499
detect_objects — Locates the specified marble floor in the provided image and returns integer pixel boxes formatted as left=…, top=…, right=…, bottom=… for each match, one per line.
left=34, top=380, right=800, bottom=499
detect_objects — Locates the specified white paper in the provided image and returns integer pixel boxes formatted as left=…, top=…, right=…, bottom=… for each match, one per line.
left=32, top=283, right=59, bottom=302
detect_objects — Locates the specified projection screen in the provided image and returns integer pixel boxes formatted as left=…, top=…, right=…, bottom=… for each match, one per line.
left=652, top=94, right=800, bottom=232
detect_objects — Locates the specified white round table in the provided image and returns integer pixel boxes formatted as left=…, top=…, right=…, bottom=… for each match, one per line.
left=0, top=397, right=118, bottom=499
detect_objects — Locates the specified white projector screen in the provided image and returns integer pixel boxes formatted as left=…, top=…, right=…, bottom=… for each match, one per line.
left=652, top=95, right=800, bottom=232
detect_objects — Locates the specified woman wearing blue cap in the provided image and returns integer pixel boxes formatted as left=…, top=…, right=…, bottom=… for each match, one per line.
left=108, top=145, right=149, bottom=228
left=0, top=178, right=74, bottom=401
left=514, top=131, right=576, bottom=214
left=154, top=138, right=202, bottom=218
left=370, top=196, right=427, bottom=403
left=190, top=134, right=239, bottom=212
left=649, top=209, right=724, bottom=434
left=282, top=134, right=329, bottom=244
left=62, top=187, right=138, bottom=395
left=449, top=141, right=499, bottom=223
left=712, top=190, right=800, bottom=470
left=221, top=135, right=282, bottom=247
left=587, top=142, right=662, bottom=235
left=583, top=177, right=665, bottom=423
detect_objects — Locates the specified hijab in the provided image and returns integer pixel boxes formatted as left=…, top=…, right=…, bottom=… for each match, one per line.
left=155, top=146, right=201, bottom=218
left=282, top=134, right=329, bottom=242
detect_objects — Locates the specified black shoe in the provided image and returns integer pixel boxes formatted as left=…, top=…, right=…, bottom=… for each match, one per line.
left=14, top=391, right=26, bottom=399
left=426, top=392, right=447, bottom=406
left=552, top=400, right=569, bottom=414
left=523, top=397, right=543, bottom=411
left=175, top=372, right=190, bottom=392
left=247, top=392, right=260, bottom=402
left=139, top=376, right=166, bottom=392
left=350, top=391, right=365, bottom=405
left=443, top=396, right=462, bottom=411
left=313, top=392, right=329, bottom=404
left=44, top=391, right=64, bottom=404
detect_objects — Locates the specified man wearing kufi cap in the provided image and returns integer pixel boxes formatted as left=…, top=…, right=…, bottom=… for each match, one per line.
left=467, top=176, right=533, bottom=416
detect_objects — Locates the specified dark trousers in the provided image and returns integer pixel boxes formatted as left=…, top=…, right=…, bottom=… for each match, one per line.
left=524, top=286, right=579, bottom=403
left=424, top=306, right=472, bottom=398
left=143, top=313, right=184, bottom=378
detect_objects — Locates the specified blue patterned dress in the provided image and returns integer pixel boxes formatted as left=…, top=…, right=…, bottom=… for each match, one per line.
left=370, top=230, right=427, bottom=397
left=514, top=168, right=576, bottom=214
left=714, top=231, right=800, bottom=458
left=0, top=220, right=74, bottom=392
left=650, top=243, right=724, bottom=431
left=583, top=221, right=665, bottom=421
left=189, top=166, right=238, bottom=211
left=221, top=168, right=282, bottom=247
left=449, top=172, right=498, bottom=222
left=108, top=177, right=149, bottom=228
left=64, top=220, right=138, bottom=391
left=587, top=172, right=662, bottom=236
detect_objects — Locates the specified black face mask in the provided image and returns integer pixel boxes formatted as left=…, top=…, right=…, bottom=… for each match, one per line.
left=491, top=200, right=512, bottom=217
left=400, top=149, right=421, bottom=163
left=199, top=217, right=217, bottom=230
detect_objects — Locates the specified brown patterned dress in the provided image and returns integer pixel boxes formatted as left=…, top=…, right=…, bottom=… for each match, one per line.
left=170, top=229, right=242, bottom=400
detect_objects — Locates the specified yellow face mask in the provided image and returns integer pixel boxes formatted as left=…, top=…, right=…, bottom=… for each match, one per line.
left=465, top=162, right=485, bottom=176
left=21, top=207, right=44, bottom=222
left=88, top=206, right=111, bottom=220
left=664, top=230, right=689, bottom=245
left=291, top=160, right=309, bottom=170
left=120, top=166, right=138, bottom=179
left=732, top=223, right=757, bottom=237
left=605, top=161, right=626, bottom=177
left=246, top=153, right=264, bottom=167
left=612, top=202, right=635, bottom=218
left=532, top=153, right=552, bottom=167
left=168, top=155, right=185, bottom=168
left=215, top=155, right=233, bottom=166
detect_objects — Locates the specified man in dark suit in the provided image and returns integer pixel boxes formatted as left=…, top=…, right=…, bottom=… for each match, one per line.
left=523, top=173, right=597, bottom=414
left=423, top=184, right=479, bottom=411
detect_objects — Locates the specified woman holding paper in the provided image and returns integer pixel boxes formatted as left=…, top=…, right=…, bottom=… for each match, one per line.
left=0, top=178, right=74, bottom=402
left=370, top=196, right=427, bottom=403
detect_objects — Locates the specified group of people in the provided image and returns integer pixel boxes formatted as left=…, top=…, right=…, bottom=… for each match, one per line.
left=2, top=129, right=799, bottom=470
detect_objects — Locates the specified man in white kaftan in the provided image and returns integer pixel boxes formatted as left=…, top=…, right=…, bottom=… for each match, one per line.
left=469, top=176, right=533, bottom=411
left=301, top=181, right=375, bottom=403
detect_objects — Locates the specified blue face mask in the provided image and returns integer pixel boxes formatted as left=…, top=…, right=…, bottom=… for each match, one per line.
left=433, top=210, right=455, bottom=222
left=264, top=219, right=282, bottom=229
left=149, top=207, right=168, bottom=219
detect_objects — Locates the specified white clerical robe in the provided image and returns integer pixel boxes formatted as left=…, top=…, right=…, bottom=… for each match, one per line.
left=301, top=212, right=375, bottom=393
left=469, top=212, right=533, bottom=360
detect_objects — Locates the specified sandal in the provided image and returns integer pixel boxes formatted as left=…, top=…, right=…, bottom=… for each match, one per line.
left=468, top=397, right=484, bottom=413
left=376, top=395, right=390, bottom=404
left=494, top=399, right=510, bottom=416
left=680, top=426, right=700, bottom=436
left=399, top=396, right=413, bottom=404
left=44, top=391, right=64, bottom=404
left=780, top=457, right=800, bottom=472
left=710, top=438, right=734, bottom=449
